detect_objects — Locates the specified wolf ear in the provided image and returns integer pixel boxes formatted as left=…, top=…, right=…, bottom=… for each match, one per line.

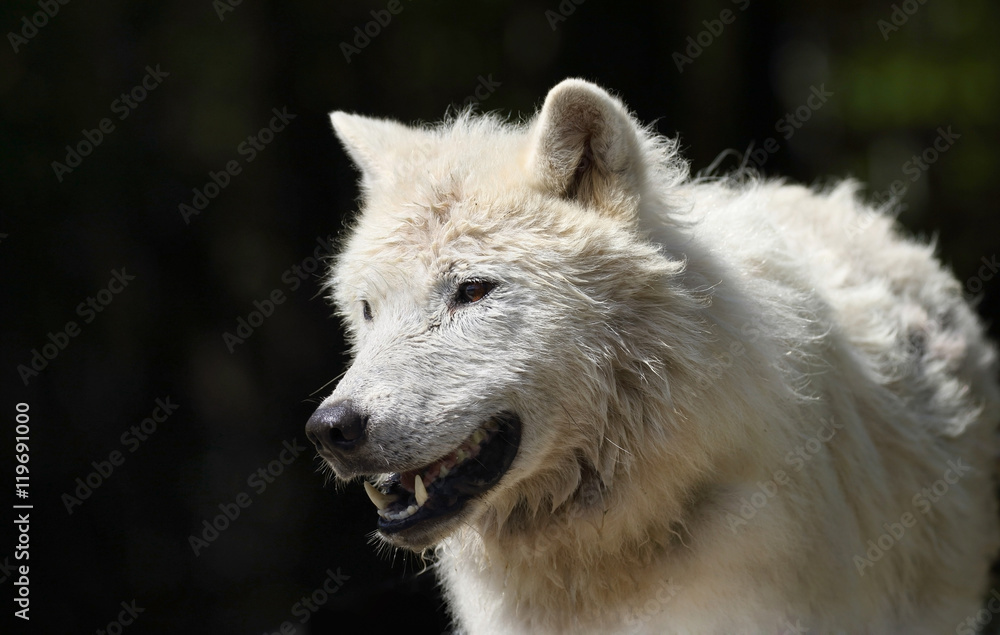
left=526, top=79, right=645, bottom=214
left=329, top=112, right=427, bottom=185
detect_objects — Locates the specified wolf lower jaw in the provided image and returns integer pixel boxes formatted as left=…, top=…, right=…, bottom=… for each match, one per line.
left=365, top=412, right=523, bottom=546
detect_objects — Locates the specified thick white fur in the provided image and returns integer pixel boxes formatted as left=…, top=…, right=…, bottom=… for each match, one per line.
left=322, top=79, right=1000, bottom=633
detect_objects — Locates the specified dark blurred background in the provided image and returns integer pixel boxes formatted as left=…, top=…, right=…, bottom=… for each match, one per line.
left=1, top=0, right=998, bottom=633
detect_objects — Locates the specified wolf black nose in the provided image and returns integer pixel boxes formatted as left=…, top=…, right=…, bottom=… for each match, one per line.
left=306, top=401, right=368, bottom=453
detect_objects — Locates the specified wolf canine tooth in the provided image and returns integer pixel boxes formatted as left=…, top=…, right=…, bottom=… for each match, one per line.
left=363, top=481, right=398, bottom=510
left=414, top=474, right=428, bottom=506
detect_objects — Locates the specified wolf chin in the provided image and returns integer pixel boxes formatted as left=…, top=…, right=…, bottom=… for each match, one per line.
left=305, top=78, right=1000, bottom=634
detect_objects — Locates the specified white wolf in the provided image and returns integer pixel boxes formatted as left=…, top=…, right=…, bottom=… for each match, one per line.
left=306, top=79, right=1000, bottom=634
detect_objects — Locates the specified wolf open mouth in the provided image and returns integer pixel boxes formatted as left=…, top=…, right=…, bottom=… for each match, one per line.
left=362, top=412, right=521, bottom=535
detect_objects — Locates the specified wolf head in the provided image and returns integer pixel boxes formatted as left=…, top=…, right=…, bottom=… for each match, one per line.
left=307, top=79, right=699, bottom=551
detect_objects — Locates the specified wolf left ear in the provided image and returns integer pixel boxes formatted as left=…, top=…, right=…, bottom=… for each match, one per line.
left=526, top=79, right=646, bottom=215
left=330, top=112, right=428, bottom=187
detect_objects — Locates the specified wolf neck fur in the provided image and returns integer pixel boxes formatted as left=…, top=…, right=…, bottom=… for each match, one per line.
left=440, top=291, right=780, bottom=626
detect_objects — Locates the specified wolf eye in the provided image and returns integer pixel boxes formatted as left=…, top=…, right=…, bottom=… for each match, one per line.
left=456, top=280, right=495, bottom=305
left=361, top=300, right=373, bottom=321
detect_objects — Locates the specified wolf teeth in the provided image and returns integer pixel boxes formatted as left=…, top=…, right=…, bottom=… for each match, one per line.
left=364, top=481, right=398, bottom=510
left=373, top=423, right=495, bottom=519
left=414, top=474, right=428, bottom=506
left=378, top=504, right=419, bottom=521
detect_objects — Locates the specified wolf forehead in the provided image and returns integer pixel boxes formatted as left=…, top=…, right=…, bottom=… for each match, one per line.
left=336, top=118, right=558, bottom=235
left=340, top=183, right=534, bottom=268
left=328, top=138, right=588, bottom=296
left=331, top=183, right=548, bottom=306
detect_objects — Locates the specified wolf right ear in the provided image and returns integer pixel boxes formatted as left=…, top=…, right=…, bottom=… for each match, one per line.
left=526, top=79, right=646, bottom=216
left=330, top=112, right=428, bottom=186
